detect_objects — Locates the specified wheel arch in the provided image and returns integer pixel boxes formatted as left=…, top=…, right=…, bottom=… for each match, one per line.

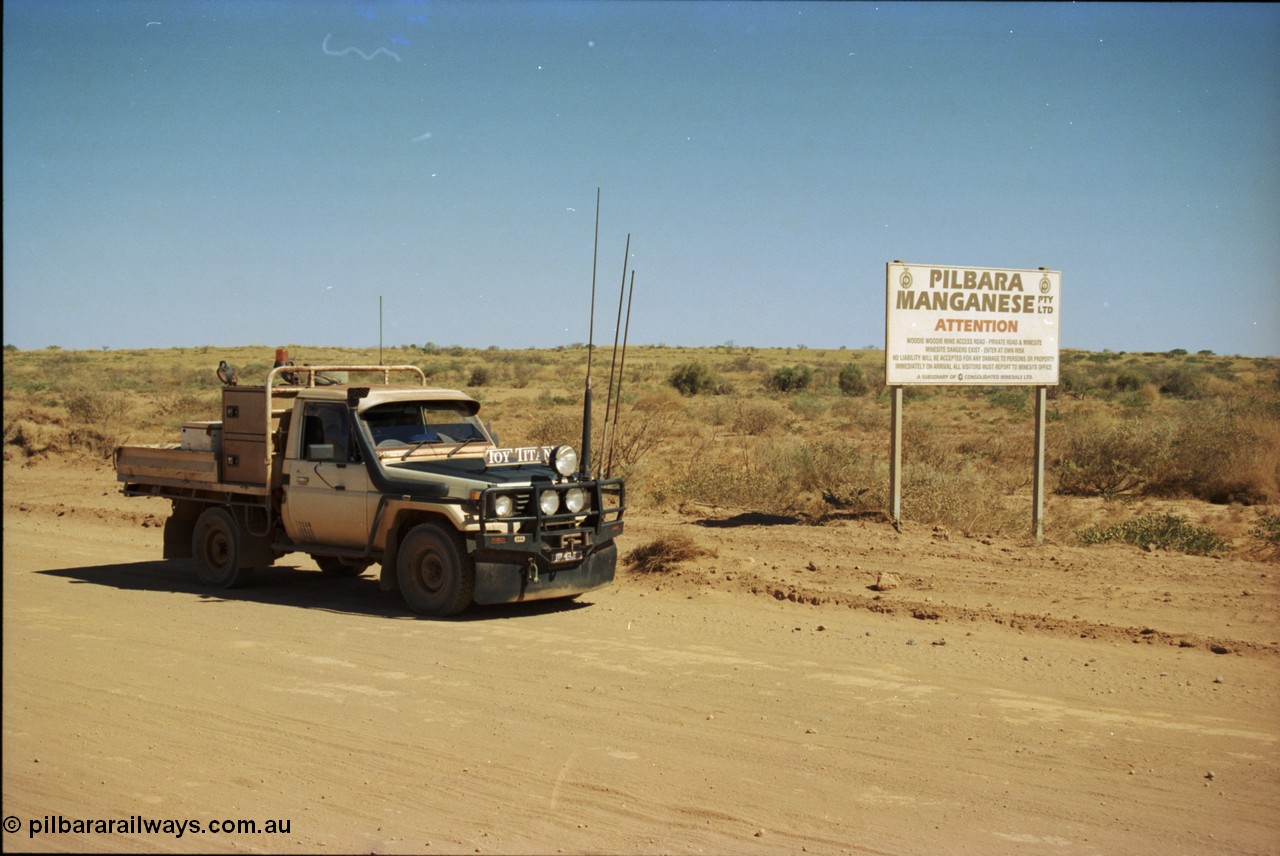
left=163, top=499, right=203, bottom=560
left=378, top=507, right=463, bottom=592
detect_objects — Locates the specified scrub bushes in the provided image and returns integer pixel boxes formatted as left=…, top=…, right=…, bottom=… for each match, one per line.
left=838, top=363, right=869, bottom=396
left=669, top=362, right=718, bottom=396
left=1055, top=415, right=1176, bottom=497
left=1053, top=405, right=1275, bottom=503
left=1078, top=512, right=1230, bottom=555
left=624, top=532, right=713, bottom=574
left=766, top=364, right=813, bottom=393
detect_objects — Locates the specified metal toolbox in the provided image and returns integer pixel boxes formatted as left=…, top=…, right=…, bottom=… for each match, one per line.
left=221, top=436, right=269, bottom=486
left=221, top=387, right=268, bottom=435
left=180, top=421, right=222, bottom=453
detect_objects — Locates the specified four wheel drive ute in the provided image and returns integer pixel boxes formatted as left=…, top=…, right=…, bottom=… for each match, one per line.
left=115, top=364, right=625, bottom=616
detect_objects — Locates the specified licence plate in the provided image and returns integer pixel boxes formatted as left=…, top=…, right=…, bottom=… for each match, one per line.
left=550, top=550, right=584, bottom=564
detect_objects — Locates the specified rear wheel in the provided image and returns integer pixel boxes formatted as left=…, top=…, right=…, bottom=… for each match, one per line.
left=397, top=524, right=474, bottom=616
left=191, top=507, right=254, bottom=588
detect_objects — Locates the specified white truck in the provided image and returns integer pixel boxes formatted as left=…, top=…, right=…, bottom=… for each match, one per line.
left=114, top=364, right=624, bottom=616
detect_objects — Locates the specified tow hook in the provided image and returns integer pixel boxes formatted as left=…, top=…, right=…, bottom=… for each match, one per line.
left=527, top=558, right=539, bottom=584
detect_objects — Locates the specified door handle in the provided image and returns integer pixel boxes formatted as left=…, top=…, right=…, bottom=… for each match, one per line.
left=296, top=476, right=309, bottom=485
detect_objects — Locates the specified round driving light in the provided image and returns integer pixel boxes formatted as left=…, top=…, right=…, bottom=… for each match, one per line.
left=493, top=495, right=514, bottom=518
left=539, top=489, right=560, bottom=515
left=552, top=445, right=579, bottom=477
left=564, top=487, right=586, bottom=513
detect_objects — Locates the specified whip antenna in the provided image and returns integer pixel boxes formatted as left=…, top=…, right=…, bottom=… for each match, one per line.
left=587, top=188, right=600, bottom=381
left=599, top=233, right=629, bottom=478
left=580, top=188, right=601, bottom=478
left=606, top=270, right=635, bottom=480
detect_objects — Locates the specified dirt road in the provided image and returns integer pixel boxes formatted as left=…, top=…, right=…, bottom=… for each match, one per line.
left=3, top=458, right=1278, bottom=854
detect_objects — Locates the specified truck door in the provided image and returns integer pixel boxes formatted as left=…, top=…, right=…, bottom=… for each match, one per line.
left=282, top=402, right=371, bottom=548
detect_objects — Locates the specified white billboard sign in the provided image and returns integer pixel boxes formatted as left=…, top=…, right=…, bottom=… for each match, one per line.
left=885, top=262, right=1061, bottom=386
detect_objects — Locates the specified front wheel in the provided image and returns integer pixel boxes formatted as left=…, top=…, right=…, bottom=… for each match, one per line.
left=396, top=524, right=474, bottom=616
left=191, top=507, right=254, bottom=588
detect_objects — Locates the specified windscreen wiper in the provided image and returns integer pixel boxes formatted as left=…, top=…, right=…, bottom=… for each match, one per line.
left=447, top=437, right=487, bottom=458
left=400, top=433, right=441, bottom=460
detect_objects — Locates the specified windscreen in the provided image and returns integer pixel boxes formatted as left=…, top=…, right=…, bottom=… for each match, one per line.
left=361, top=402, right=488, bottom=449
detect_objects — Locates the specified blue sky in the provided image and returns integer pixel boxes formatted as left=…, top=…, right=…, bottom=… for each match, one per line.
left=4, top=1, right=1278, bottom=356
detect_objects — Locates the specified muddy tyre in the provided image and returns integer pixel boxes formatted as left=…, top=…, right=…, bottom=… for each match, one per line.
left=191, top=507, right=254, bottom=589
left=397, top=524, right=474, bottom=616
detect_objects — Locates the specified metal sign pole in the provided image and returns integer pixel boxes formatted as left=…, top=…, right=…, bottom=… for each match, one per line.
left=1032, top=385, right=1047, bottom=540
left=889, top=385, right=903, bottom=531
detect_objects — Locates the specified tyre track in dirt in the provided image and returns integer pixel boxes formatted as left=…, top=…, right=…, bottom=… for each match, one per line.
left=4, top=459, right=1279, bottom=854
left=728, top=574, right=1276, bottom=659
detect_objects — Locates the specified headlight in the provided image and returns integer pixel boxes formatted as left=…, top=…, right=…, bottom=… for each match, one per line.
left=564, top=487, right=586, bottom=513
left=539, top=489, right=560, bottom=515
left=492, top=494, right=514, bottom=518
left=552, top=445, right=579, bottom=477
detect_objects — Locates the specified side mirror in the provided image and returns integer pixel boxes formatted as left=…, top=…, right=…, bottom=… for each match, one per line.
left=308, top=443, right=336, bottom=462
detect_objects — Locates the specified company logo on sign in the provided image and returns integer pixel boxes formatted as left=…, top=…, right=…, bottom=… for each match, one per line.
left=899, top=270, right=913, bottom=289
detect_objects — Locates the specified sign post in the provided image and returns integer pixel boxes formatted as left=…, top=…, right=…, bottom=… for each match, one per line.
left=889, top=385, right=903, bottom=530
left=884, top=262, right=1061, bottom=538
left=1032, top=384, right=1047, bottom=539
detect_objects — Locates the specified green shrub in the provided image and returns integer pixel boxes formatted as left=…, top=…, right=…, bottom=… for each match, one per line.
left=669, top=362, right=717, bottom=396
left=767, top=364, right=813, bottom=393
left=1249, top=515, right=1280, bottom=561
left=788, top=393, right=827, bottom=421
left=1118, top=392, right=1152, bottom=410
left=1114, top=372, right=1143, bottom=392
left=1078, top=512, right=1229, bottom=555
left=985, top=387, right=1027, bottom=416
left=1057, top=366, right=1095, bottom=397
left=1155, top=364, right=1205, bottom=399
left=838, top=363, right=868, bottom=396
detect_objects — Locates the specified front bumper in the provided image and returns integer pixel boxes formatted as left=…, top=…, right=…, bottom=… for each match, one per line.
left=471, top=477, right=624, bottom=604
left=473, top=542, right=617, bottom=604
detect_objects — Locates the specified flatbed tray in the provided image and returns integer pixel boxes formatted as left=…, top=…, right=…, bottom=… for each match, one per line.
left=115, top=444, right=219, bottom=485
